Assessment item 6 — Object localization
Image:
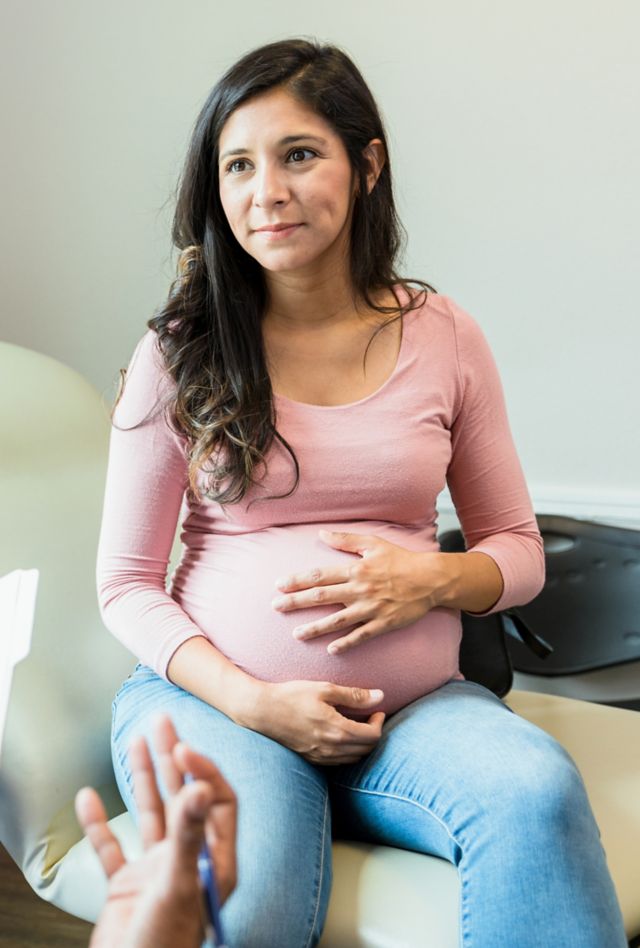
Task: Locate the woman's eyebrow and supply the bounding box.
[219,134,327,162]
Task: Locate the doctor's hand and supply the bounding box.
[258,679,386,765]
[272,531,452,656]
[75,715,237,948]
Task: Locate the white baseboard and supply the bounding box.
[438,485,640,529]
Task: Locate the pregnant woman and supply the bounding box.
[98,37,626,947]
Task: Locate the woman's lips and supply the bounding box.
[255,224,303,240]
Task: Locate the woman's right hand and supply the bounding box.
[257,680,386,765]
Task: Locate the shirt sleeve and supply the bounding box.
[95,329,208,679]
[444,297,545,616]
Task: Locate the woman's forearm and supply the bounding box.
[167,636,269,730]
[435,551,504,615]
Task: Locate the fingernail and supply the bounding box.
[369,689,384,700]
[272,597,287,609]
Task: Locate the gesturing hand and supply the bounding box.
[75,715,237,948]
[272,531,453,655]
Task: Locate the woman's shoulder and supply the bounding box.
[112,329,177,429]
[405,287,477,324]
[398,285,485,341]
[399,289,500,399]
[409,289,491,349]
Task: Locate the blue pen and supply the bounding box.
[184,774,228,948]
[197,839,227,948]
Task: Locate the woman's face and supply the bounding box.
[217,88,359,278]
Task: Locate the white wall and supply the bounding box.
[2,0,638,523]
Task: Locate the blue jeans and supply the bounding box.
[111,665,627,948]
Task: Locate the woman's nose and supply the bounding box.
[252,163,290,208]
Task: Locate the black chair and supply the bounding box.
[440,515,640,711]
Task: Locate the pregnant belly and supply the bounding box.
[171,522,464,717]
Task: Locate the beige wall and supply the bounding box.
[1,0,638,520]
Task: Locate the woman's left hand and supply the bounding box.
[271,530,454,655]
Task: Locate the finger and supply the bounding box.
[173,742,238,904]
[173,743,237,808]
[329,710,386,736]
[332,709,387,744]
[273,584,356,616]
[75,787,126,878]
[367,711,387,731]
[292,604,369,641]
[274,566,350,594]
[165,779,214,868]
[325,738,382,757]
[326,620,387,655]
[337,720,386,747]
[318,530,378,555]
[128,733,166,848]
[151,714,184,797]
[324,684,385,713]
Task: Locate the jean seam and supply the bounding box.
[332,782,472,948]
[304,789,330,948]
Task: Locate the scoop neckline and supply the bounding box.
[272,284,417,411]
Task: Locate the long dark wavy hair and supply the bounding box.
[113,37,437,507]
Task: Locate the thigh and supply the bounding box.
[112,664,332,948]
[328,678,585,856]
[327,679,626,947]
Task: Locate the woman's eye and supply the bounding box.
[288,148,316,163]
[224,148,316,175]
[227,159,248,174]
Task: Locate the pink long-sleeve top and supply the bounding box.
[96,288,544,717]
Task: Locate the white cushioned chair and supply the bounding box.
[1,338,639,947]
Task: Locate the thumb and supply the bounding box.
[330,685,385,708]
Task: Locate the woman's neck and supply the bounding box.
[263,272,362,332]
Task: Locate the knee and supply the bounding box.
[494,731,591,831]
